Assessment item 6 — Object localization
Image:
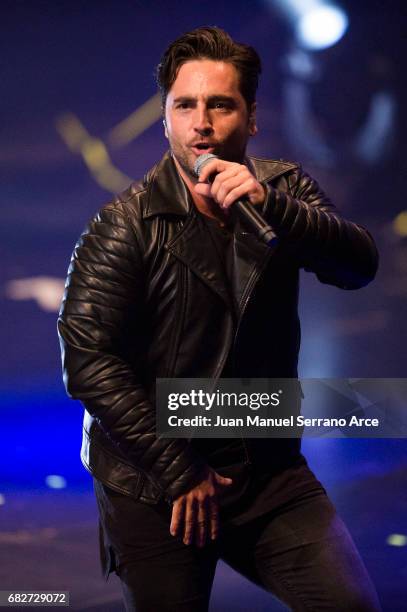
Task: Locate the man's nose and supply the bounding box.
[193,107,213,135]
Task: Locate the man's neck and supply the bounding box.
[173,156,230,227]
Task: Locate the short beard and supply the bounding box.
[170,149,199,181]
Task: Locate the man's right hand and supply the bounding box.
[170,467,233,548]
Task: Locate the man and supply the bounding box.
[58,27,381,611]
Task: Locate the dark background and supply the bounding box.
[1,1,406,609]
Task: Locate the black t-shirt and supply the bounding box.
[191,212,323,527]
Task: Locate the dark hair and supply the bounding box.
[156,26,261,110]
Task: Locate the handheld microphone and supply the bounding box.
[193,153,278,247]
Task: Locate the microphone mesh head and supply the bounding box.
[193,153,218,178]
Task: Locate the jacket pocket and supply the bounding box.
[81,427,145,499]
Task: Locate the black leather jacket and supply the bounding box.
[58,151,378,505]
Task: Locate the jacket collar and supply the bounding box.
[143,151,298,313]
[142,150,298,219]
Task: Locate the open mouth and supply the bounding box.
[191,143,216,155]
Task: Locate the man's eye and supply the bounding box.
[213,102,231,111]
[176,103,191,110]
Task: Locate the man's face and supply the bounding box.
[164,59,257,179]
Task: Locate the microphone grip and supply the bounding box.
[193,153,277,247]
[234,199,278,247]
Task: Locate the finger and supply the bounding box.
[170,498,185,536]
[198,159,229,183]
[208,165,242,200]
[194,182,212,197]
[183,497,197,545]
[195,499,208,548]
[210,164,242,190]
[222,179,259,209]
[214,473,233,487]
[209,498,219,540]
[212,172,250,206]
[195,169,243,201]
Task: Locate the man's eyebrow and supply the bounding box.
[173,96,196,104]
[207,95,235,103]
[172,95,236,104]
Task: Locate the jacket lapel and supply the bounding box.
[232,214,273,312]
[230,157,299,314]
[143,151,298,313]
[165,207,232,307]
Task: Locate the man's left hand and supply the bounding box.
[194,159,266,209]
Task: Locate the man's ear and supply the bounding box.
[248,102,258,136]
[163,116,169,139]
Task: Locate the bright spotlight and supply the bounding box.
[386,533,407,547]
[45,475,67,489]
[297,5,348,50]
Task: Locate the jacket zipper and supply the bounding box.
[233,283,255,465]
[231,253,273,465]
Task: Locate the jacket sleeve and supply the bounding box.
[57,205,207,502]
[263,167,379,289]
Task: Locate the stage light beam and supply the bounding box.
[269,1,348,51]
[296,5,348,50]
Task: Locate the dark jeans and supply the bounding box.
[94,480,381,612]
